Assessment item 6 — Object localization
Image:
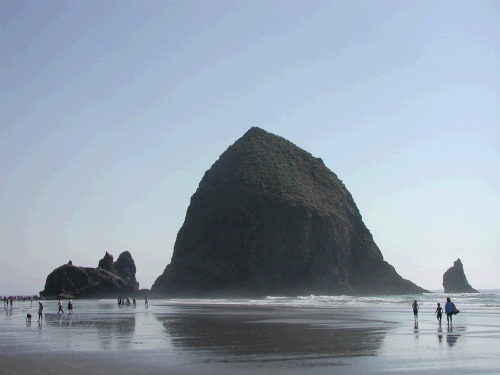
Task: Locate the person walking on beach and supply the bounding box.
[412,300,419,320]
[435,303,443,324]
[38,302,43,322]
[67,299,73,314]
[445,297,455,325]
[57,299,64,314]
[145,295,148,307]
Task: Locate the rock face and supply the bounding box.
[40,251,140,298]
[98,252,116,273]
[151,127,427,296]
[114,251,139,290]
[443,259,478,293]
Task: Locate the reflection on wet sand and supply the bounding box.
[45,314,136,350]
[446,325,464,347]
[157,305,387,363]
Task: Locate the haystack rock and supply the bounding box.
[151,127,427,296]
[40,251,140,298]
[443,258,479,293]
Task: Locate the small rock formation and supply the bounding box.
[151,127,427,296]
[443,258,479,293]
[40,251,140,298]
[114,251,139,290]
[98,251,116,273]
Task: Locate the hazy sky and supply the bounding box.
[1,1,499,295]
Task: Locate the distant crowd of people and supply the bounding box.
[34,296,148,324]
[412,296,459,325]
[2,295,40,307]
[118,296,148,307]
[3,294,149,326]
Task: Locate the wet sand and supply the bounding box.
[1,299,499,374]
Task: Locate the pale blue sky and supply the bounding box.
[1,1,499,294]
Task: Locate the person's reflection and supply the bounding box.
[437,326,443,343]
[413,320,419,339]
[446,325,460,347]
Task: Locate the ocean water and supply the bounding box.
[166,290,500,310]
[1,291,499,374]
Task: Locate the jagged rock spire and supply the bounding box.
[443,258,479,293]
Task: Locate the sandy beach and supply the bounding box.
[1,294,499,374]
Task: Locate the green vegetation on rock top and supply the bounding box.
[198,127,351,213]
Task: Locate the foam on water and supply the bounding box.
[162,289,500,310]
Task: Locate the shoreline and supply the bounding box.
[1,296,499,374]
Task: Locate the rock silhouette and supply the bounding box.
[40,251,140,298]
[98,251,116,273]
[443,258,478,293]
[152,127,427,296]
[114,251,139,290]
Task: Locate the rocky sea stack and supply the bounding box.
[114,251,140,290]
[151,127,427,296]
[443,258,478,293]
[98,251,116,273]
[40,251,140,299]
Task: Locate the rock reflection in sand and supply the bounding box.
[44,313,136,350]
[158,305,387,362]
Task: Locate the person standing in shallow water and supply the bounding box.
[435,302,443,324]
[38,302,43,322]
[412,300,419,320]
[445,297,455,325]
[57,299,64,314]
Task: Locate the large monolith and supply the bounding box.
[151,127,427,296]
